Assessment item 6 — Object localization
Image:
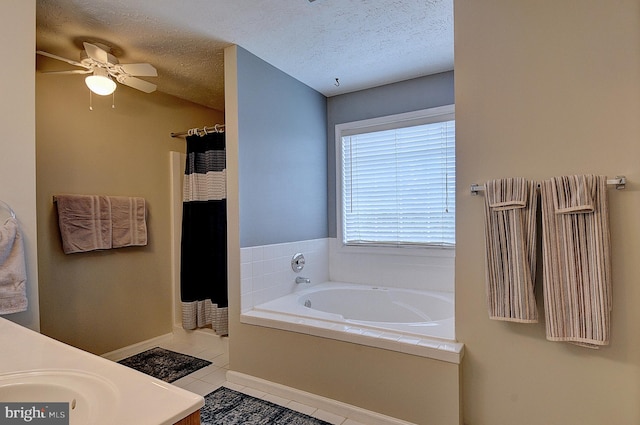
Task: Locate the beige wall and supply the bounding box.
[36,72,222,354]
[455,1,640,424]
[0,1,39,331]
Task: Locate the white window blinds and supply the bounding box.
[341,119,455,247]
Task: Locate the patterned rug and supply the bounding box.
[202,386,332,425]
[118,347,211,383]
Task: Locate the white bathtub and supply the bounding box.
[241,282,463,363]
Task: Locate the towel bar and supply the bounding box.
[470,176,626,195]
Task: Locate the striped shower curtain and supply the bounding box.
[180,131,228,335]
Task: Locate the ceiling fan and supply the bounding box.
[36,42,157,95]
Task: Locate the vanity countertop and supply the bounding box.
[0,317,204,425]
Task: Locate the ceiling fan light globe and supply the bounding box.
[85,74,116,96]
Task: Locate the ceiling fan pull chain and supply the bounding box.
[112,92,116,109]
[89,90,93,111]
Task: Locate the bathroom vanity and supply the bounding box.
[0,317,203,424]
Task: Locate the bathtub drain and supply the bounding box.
[304,300,311,308]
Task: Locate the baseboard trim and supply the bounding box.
[101,327,229,362]
[100,333,174,361]
[171,325,228,351]
[225,370,416,425]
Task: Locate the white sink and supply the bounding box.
[0,369,120,425]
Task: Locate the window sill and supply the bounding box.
[335,242,455,258]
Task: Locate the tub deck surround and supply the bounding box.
[241,282,464,364]
[0,317,203,425]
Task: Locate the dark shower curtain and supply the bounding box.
[180,131,228,335]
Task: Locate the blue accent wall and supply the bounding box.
[236,47,328,247]
[326,71,455,237]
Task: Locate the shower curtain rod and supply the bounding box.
[470,176,626,195]
[171,124,225,138]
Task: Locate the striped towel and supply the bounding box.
[483,178,538,323]
[540,175,612,348]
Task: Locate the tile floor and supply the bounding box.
[149,335,367,425]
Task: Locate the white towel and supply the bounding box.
[0,218,27,314]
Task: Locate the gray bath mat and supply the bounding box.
[117,347,211,383]
[201,386,332,425]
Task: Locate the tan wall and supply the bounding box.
[455,1,640,424]
[36,72,222,354]
[233,324,461,424]
[1,1,38,331]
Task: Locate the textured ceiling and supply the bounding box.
[36,0,453,111]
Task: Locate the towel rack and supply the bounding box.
[470,176,627,195]
[0,200,16,218]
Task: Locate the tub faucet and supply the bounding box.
[295,276,311,284]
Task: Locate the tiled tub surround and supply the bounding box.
[240,238,463,364]
[240,238,330,312]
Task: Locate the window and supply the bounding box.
[336,105,455,249]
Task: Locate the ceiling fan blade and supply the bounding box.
[83,42,109,63]
[116,75,157,93]
[119,63,157,77]
[36,50,89,68]
[42,70,93,75]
